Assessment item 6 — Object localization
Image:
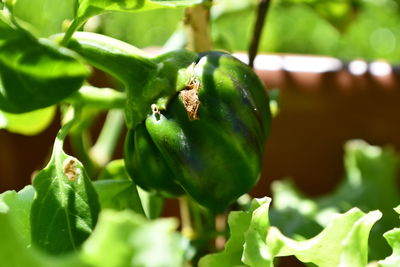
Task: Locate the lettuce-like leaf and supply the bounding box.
[199,198,270,267]
[270,140,400,260]
[0,185,35,246]
[378,206,400,267]
[267,209,381,267]
[200,197,381,267]
[80,209,186,267]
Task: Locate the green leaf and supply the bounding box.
[0,13,88,113]
[94,180,144,214]
[0,185,35,246]
[76,0,203,22]
[242,198,273,267]
[317,140,400,259]
[136,187,164,219]
[30,119,100,254]
[267,208,382,267]
[199,198,270,267]
[13,0,75,37]
[96,159,162,219]
[102,7,184,48]
[0,187,86,267]
[378,206,400,267]
[3,0,17,11]
[97,159,130,181]
[0,212,48,267]
[94,159,145,215]
[269,180,322,238]
[80,209,186,267]
[268,140,400,261]
[0,106,55,135]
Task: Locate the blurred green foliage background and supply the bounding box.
[13,0,400,61]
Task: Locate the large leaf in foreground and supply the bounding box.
[81,209,186,267]
[0,12,88,113]
[0,211,50,267]
[0,187,85,267]
[30,130,100,254]
[0,185,35,247]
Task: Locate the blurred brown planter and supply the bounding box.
[1,53,400,200]
[237,53,400,197]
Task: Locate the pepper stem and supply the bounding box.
[90,110,125,168]
[184,1,213,52]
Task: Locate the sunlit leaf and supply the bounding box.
[30,132,100,254]
[81,209,186,267]
[378,205,400,267]
[0,106,55,135]
[199,198,270,267]
[0,187,85,267]
[76,0,203,22]
[13,0,75,37]
[0,185,35,246]
[0,12,88,113]
[268,209,381,267]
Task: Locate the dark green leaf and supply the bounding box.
[30,136,100,254]
[0,13,88,113]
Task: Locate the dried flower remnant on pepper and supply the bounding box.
[180,76,201,120]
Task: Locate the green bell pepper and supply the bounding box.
[126,51,271,212]
[59,32,271,212]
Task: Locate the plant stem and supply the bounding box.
[65,86,126,110]
[184,1,213,52]
[60,19,83,46]
[90,110,125,168]
[54,106,82,154]
[180,197,195,239]
[248,0,272,68]
[69,129,97,176]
